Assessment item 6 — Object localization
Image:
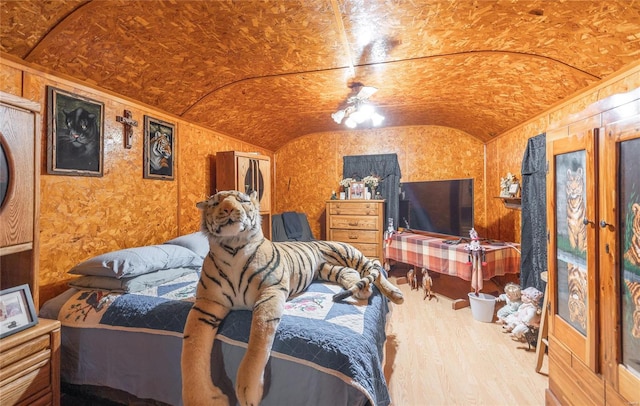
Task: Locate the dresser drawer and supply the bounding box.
[327,201,380,216]
[0,335,50,371]
[0,318,61,406]
[329,229,380,244]
[329,215,379,230]
[346,243,380,259]
[0,358,51,405]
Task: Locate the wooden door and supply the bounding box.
[600,110,640,403]
[547,123,599,370]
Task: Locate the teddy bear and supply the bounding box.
[495,282,522,324]
[502,286,543,341]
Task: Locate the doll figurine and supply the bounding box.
[503,286,543,341]
[495,283,522,324]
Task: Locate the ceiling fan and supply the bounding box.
[331,84,384,128]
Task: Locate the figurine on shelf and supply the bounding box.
[495,282,522,324]
[500,172,519,197]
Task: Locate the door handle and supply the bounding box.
[599,220,613,229]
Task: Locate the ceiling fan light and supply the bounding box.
[351,109,367,124]
[359,103,375,117]
[371,112,385,126]
[331,110,345,124]
[345,116,357,128]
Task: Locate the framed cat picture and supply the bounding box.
[143,115,175,180]
[47,87,104,177]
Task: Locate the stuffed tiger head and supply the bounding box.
[196,190,262,240]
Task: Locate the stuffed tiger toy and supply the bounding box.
[567,262,587,330]
[624,203,640,267]
[566,168,587,252]
[181,190,404,406]
[624,279,640,338]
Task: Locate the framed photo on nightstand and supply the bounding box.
[0,284,38,338]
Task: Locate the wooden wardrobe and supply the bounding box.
[215,151,272,238]
[545,88,640,405]
[0,92,41,307]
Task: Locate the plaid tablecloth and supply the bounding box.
[384,233,520,281]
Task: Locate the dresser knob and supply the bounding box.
[348,221,359,226]
[348,234,358,240]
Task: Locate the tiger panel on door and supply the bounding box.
[547,124,599,371]
[600,109,640,403]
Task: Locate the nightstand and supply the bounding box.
[0,318,61,406]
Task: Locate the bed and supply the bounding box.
[39,232,393,406]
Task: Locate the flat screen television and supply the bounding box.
[399,179,474,237]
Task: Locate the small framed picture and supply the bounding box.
[508,182,520,197]
[143,115,175,180]
[0,284,38,339]
[47,86,104,177]
[349,181,366,199]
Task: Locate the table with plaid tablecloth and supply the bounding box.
[384,232,520,281]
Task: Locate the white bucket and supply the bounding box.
[468,292,496,323]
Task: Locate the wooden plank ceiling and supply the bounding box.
[1,0,639,151]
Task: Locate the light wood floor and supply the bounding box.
[385,277,548,406]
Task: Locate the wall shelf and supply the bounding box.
[496,196,521,210]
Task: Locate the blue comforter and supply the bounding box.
[43,272,391,406]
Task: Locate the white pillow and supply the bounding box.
[68,267,197,293]
[164,231,209,258]
[69,245,203,279]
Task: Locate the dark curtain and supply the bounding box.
[343,154,402,230]
[520,133,547,292]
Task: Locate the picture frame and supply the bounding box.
[47,86,104,177]
[143,115,175,180]
[0,284,38,339]
[508,182,520,197]
[349,181,366,199]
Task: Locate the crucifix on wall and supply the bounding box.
[116,109,138,149]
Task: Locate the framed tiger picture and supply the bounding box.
[143,115,175,180]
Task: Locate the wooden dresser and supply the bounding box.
[325,200,385,263]
[0,318,61,406]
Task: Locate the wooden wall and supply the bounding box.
[273,126,490,240]
[0,58,272,304]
